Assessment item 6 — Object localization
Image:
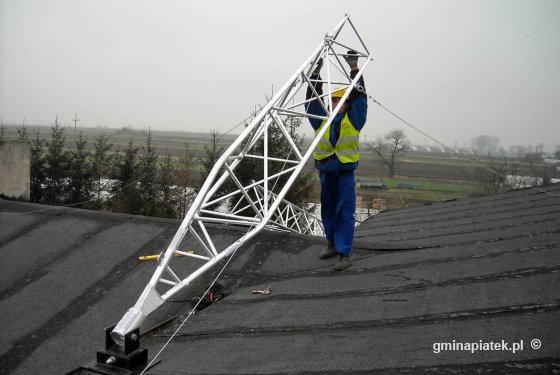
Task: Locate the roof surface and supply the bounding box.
[1,184,559,374]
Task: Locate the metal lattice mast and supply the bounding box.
[112,14,373,343]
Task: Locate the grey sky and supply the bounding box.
[1,0,559,151]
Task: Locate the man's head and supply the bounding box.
[331,88,348,114]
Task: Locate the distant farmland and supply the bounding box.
[3,124,553,210]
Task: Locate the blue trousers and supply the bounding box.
[319,170,355,254]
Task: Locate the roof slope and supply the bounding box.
[0,201,181,375]
[143,185,560,374]
[1,184,559,374]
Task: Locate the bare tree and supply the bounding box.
[509,144,528,157]
[521,152,551,187]
[473,151,520,194]
[371,129,411,178]
[469,149,554,194]
[471,134,500,154]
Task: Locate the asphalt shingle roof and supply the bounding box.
[1,184,559,374]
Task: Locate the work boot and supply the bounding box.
[319,242,336,259]
[334,253,352,271]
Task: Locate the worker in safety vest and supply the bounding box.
[305,50,367,271]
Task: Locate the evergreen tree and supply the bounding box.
[92,132,113,209]
[234,116,314,215]
[43,116,69,205]
[111,138,142,214]
[176,142,196,218]
[17,120,28,141]
[198,129,228,211]
[65,129,93,206]
[199,129,224,188]
[158,152,178,218]
[30,127,46,203]
[138,128,159,216]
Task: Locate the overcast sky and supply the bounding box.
[1,0,559,151]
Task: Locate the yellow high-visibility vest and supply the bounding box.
[313,113,360,163]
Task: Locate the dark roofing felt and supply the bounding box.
[1,184,559,374]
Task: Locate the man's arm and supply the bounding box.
[345,51,367,131]
[305,59,325,130]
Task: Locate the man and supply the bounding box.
[305,51,367,271]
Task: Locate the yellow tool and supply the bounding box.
[138,251,193,261]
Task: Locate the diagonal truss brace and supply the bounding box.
[111,14,374,344]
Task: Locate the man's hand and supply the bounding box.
[344,50,358,69]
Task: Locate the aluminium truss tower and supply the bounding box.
[111,14,373,343]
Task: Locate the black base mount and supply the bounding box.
[80,325,148,375]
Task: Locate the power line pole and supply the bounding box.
[73,113,80,138]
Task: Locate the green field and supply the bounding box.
[355,175,479,210]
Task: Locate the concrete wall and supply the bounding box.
[0,140,30,200]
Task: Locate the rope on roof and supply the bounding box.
[139,220,254,375]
